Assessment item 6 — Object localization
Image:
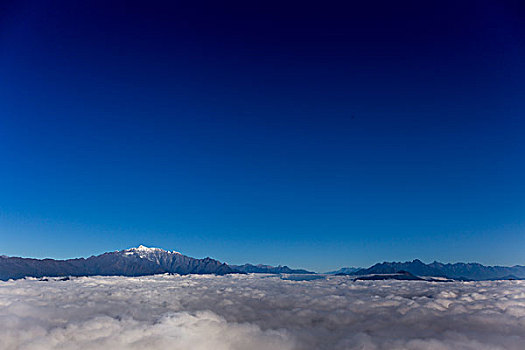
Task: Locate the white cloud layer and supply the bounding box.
[1,274,524,350]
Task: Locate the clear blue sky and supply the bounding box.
[1,1,524,271]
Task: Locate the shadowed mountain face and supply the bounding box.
[2,248,524,281]
[354,259,525,281]
[0,246,235,280]
[353,271,424,281]
[231,264,314,274]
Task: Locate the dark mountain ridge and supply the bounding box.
[0,245,235,281]
[2,247,524,281]
[354,259,525,281]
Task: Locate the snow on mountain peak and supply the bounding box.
[136,245,158,251]
[123,245,181,256]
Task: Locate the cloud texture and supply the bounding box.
[1,274,524,349]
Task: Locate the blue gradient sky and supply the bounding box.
[1,1,524,271]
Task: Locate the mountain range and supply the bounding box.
[2,247,524,281]
[0,245,234,281]
[351,259,525,281]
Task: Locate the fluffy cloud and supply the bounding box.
[1,274,524,349]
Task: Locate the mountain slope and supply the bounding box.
[355,259,445,277]
[427,261,525,280]
[0,245,235,280]
[354,259,525,280]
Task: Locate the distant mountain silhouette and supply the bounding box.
[325,267,361,275]
[352,270,454,282]
[2,247,524,281]
[353,259,525,280]
[353,271,423,281]
[0,245,235,280]
[231,264,314,274]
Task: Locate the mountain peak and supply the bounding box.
[135,245,160,252]
[0,246,237,280]
[124,245,181,255]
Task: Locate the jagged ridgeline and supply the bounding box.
[0,246,235,280]
[352,259,525,281]
[2,248,525,281]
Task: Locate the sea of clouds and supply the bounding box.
[1,274,524,350]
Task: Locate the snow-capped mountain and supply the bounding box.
[0,245,235,280]
[120,245,235,275]
[3,247,524,281]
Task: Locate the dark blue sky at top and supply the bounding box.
[1,1,524,271]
